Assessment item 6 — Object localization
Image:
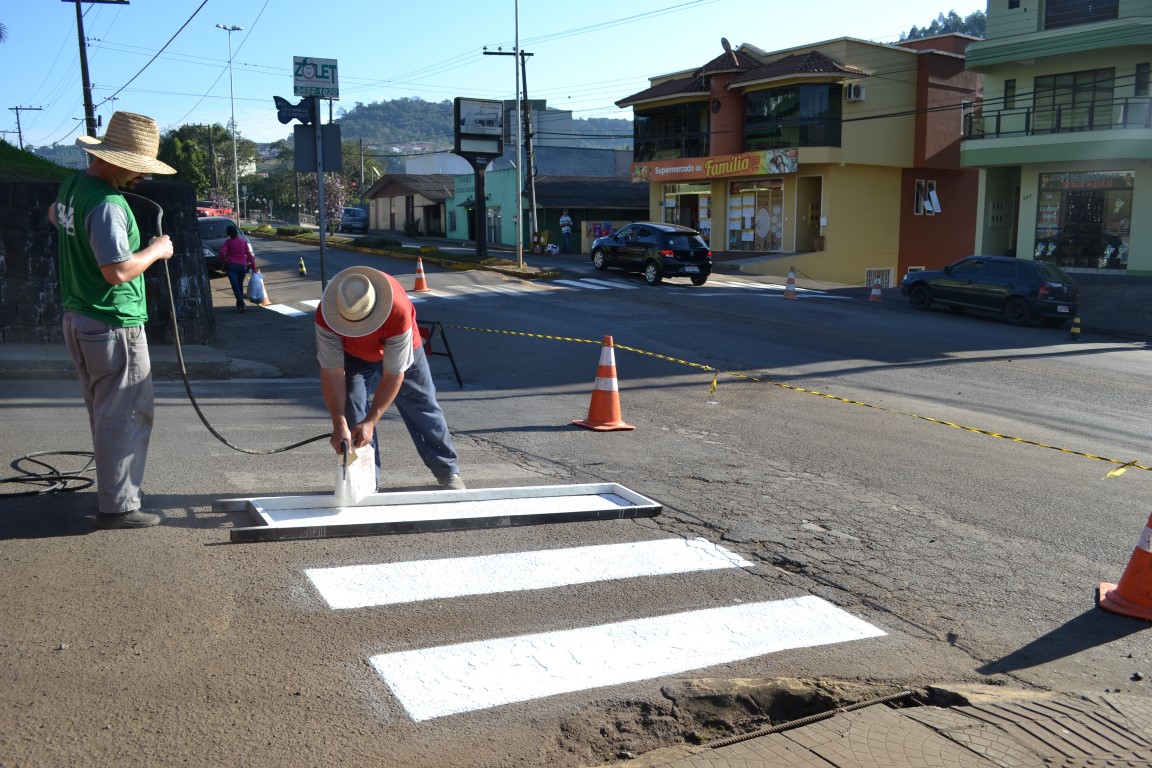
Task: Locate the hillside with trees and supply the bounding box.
[336,97,632,154]
[900,9,986,40]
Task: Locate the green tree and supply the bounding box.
[302,173,349,233]
[163,123,255,207]
[158,134,210,194]
[338,139,384,202]
[900,9,986,41]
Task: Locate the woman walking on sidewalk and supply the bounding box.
[218,225,257,312]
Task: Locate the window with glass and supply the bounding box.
[727,180,783,252]
[1044,0,1118,30]
[744,85,842,151]
[661,184,711,242]
[1033,170,1134,270]
[914,180,942,215]
[1004,79,1016,110]
[1032,68,1115,132]
[633,103,709,161]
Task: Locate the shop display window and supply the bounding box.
[727,180,783,252]
[1033,170,1133,269]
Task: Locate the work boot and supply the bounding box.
[95,510,161,529]
[438,474,466,490]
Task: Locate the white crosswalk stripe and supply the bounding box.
[301,536,886,722]
[259,277,845,316]
[371,597,885,722]
[306,537,752,609]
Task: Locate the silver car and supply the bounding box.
[197,216,249,273]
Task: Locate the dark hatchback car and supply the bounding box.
[590,222,713,285]
[339,207,369,233]
[197,216,250,273]
[899,255,1079,327]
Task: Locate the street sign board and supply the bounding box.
[274,95,314,124]
[293,57,339,98]
[454,97,503,157]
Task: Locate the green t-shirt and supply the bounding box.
[55,172,146,327]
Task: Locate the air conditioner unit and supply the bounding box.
[845,83,866,102]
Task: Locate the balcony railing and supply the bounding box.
[964,97,1151,139]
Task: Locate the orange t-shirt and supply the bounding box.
[314,272,423,364]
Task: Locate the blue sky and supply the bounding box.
[2,0,986,148]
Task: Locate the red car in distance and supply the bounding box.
[196,200,233,218]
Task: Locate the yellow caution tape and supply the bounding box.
[443,324,1150,477]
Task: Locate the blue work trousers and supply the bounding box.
[343,345,459,484]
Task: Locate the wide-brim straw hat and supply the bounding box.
[321,266,394,338]
[76,111,176,175]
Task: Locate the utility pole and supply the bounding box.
[65,0,130,139]
[483,43,536,267]
[216,23,242,218]
[8,106,42,150]
[518,50,539,249]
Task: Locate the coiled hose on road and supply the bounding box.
[2,193,327,497]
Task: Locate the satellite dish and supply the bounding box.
[721,37,732,53]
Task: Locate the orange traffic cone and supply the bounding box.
[412,257,431,293]
[783,267,798,299]
[1098,511,1152,620]
[869,280,883,303]
[573,336,635,432]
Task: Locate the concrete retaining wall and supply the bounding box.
[0,179,215,345]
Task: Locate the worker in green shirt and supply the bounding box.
[50,111,177,529]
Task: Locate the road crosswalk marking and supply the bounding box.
[369,596,886,722]
[306,537,752,609]
[260,277,845,315]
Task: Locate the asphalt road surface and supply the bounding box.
[3,238,1150,767]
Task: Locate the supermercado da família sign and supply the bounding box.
[631,148,797,183]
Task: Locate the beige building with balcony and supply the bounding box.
[617,35,982,286]
[964,0,1152,273]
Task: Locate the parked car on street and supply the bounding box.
[197,216,250,273]
[899,255,1079,327]
[196,200,232,218]
[590,222,713,285]
[339,207,369,233]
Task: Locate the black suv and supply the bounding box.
[590,222,713,285]
[899,255,1079,327]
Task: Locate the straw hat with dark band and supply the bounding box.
[321,266,394,337]
[76,111,176,175]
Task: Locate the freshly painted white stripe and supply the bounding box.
[307,537,752,609]
[300,299,320,308]
[555,279,611,290]
[264,304,308,317]
[371,596,885,721]
[581,278,638,289]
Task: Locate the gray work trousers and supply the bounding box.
[63,312,154,515]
